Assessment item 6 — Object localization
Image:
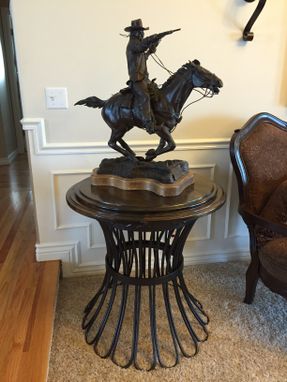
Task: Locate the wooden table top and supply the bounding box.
[66,174,225,225]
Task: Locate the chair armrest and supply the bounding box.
[239,205,287,237]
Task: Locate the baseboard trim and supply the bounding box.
[36,241,79,263]
[35,242,250,277]
[184,249,250,266]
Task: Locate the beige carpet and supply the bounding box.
[48,262,287,382]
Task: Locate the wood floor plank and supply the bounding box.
[0,192,32,262]
[0,155,60,382]
[0,192,27,243]
[18,262,59,382]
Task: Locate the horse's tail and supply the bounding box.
[75,96,105,109]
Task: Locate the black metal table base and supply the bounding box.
[82,222,209,370]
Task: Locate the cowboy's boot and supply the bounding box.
[134,108,155,134]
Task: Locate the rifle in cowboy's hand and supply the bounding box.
[148,28,181,45]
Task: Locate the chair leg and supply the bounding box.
[244,258,259,304]
[244,229,259,304]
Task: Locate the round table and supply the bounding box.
[66,174,225,370]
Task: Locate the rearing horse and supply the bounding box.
[76,59,223,161]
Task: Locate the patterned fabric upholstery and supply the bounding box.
[260,179,287,224]
[240,121,287,213]
[259,238,287,283]
[257,178,287,282]
[255,179,287,247]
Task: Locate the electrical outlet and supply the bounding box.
[45,87,68,109]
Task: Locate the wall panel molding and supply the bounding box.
[21,118,230,156]
[51,170,91,230]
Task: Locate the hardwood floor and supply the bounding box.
[0,155,60,382]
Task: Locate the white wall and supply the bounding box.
[10,0,287,276]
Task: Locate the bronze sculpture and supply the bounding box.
[125,19,180,135]
[76,19,223,163]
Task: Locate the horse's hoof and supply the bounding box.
[145,149,156,161]
[146,149,156,157]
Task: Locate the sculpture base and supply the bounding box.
[91,169,194,197]
[91,157,193,197]
[97,157,189,184]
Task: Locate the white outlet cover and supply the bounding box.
[45,87,68,109]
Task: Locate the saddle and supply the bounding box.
[118,80,180,130]
[120,79,161,102]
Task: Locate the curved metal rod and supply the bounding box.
[110,283,129,363]
[92,281,118,355]
[243,0,267,41]
[162,282,180,367]
[148,285,159,370]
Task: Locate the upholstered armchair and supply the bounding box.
[230,112,287,303]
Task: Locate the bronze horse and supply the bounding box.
[76,60,223,161]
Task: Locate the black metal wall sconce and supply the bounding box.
[243,0,267,41]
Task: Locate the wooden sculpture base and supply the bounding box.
[91,169,194,197]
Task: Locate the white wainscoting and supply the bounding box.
[22,118,250,277]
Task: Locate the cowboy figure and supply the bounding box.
[124,19,162,134]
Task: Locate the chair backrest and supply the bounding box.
[230,113,287,213]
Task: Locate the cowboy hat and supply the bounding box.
[124,19,149,32]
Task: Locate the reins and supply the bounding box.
[151,53,214,117]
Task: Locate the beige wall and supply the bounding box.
[11,0,287,143]
[9,0,287,275]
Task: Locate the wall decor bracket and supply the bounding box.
[243,0,267,41]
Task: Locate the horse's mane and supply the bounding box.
[161,62,192,91]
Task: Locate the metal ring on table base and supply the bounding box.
[81,222,209,370]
